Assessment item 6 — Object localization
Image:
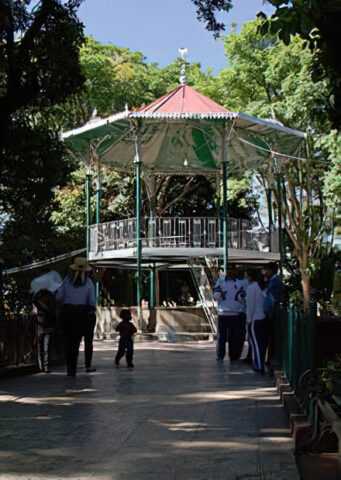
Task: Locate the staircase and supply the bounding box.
[188,258,219,334]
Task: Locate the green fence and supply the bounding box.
[272,304,317,391]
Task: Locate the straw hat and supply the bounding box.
[70,257,91,272]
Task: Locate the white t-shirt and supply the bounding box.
[246,281,266,324]
[213,278,243,316]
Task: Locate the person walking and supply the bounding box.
[56,257,96,376]
[246,270,270,374]
[265,262,284,367]
[33,288,56,373]
[236,269,248,359]
[115,309,137,368]
[213,267,245,362]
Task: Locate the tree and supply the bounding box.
[191,0,233,37]
[259,0,341,127]
[320,131,341,211]
[51,40,217,132]
[0,0,85,278]
[0,122,76,264]
[49,36,157,130]
[0,0,84,128]
[214,20,335,309]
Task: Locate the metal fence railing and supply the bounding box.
[90,216,270,256]
[272,305,317,391]
[0,314,65,371]
[0,314,37,368]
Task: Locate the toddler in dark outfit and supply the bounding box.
[115,309,137,368]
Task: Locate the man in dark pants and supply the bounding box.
[266,262,285,367]
[56,257,96,376]
[83,310,97,372]
[213,268,245,362]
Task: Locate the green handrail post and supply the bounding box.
[276,172,284,276]
[287,305,293,384]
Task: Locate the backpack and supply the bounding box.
[263,289,275,316]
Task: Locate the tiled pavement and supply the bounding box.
[0,340,300,479]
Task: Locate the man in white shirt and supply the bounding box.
[213,267,246,362]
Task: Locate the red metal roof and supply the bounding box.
[134,85,233,116]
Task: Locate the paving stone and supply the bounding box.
[0,340,300,479]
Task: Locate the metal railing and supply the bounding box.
[90,217,269,255]
[272,305,317,391]
[0,314,37,368]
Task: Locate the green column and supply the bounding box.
[95,156,101,226]
[134,137,143,330]
[94,156,102,306]
[85,170,92,258]
[276,172,284,275]
[222,160,229,275]
[267,187,273,251]
[150,267,155,308]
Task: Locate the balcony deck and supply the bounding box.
[89,217,279,265]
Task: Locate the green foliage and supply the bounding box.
[191,0,233,38]
[260,0,341,127]
[49,36,151,129]
[332,268,341,316]
[0,123,75,267]
[318,131,341,209]
[217,174,258,220]
[217,20,331,132]
[210,19,337,308]
[0,0,85,286]
[0,0,85,127]
[50,43,217,131]
[51,165,136,239]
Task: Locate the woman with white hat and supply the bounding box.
[56,257,96,376]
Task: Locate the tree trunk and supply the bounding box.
[301,268,311,311]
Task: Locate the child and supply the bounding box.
[115,309,137,368]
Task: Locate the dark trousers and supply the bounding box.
[37,330,52,371]
[115,337,134,366]
[248,319,270,373]
[60,304,92,375]
[216,314,246,361]
[83,314,96,369]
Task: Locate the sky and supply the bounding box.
[78,0,275,74]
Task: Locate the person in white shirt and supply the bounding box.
[213,267,246,362]
[56,257,96,377]
[246,270,270,374]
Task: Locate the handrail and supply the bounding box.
[90,216,270,255]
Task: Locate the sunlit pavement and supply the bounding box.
[0,340,300,480]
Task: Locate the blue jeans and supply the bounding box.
[216,314,246,361]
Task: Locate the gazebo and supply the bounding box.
[62,74,306,331]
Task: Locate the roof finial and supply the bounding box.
[178,47,188,85]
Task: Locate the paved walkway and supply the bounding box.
[0,341,300,480]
